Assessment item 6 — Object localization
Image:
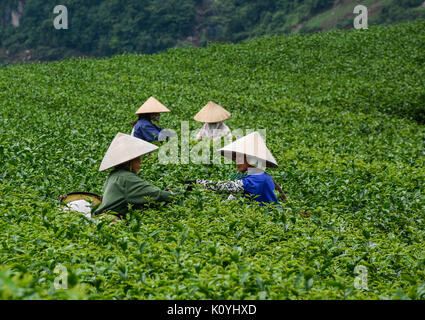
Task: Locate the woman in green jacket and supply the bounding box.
[94,133,174,217]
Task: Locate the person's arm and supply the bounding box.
[135,120,161,141]
[195,123,208,140]
[218,123,231,136]
[147,122,162,141]
[271,178,287,201]
[195,179,244,193]
[126,174,174,205]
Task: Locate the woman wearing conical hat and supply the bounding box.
[94,133,175,217]
[194,101,232,141]
[132,96,170,142]
[186,132,286,206]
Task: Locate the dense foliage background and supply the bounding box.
[0,21,424,299]
[0,0,424,62]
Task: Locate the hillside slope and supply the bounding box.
[0,0,424,63]
[0,21,425,299]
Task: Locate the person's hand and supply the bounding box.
[184,180,197,191]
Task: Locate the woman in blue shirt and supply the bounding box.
[132,113,163,141]
[186,132,287,206]
[131,96,170,142]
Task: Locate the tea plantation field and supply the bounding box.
[0,21,425,299]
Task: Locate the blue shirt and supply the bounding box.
[133,118,163,141]
[241,171,279,206]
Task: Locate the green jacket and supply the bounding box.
[95,168,173,217]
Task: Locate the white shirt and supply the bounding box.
[196,122,232,141]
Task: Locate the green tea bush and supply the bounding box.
[0,21,425,299]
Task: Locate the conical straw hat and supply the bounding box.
[194,101,231,123]
[135,96,171,114]
[219,132,278,168]
[99,133,158,171]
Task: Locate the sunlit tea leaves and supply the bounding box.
[0,21,425,300]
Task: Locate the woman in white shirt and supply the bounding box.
[194,101,232,141]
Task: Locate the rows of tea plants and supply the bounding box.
[0,21,425,299]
